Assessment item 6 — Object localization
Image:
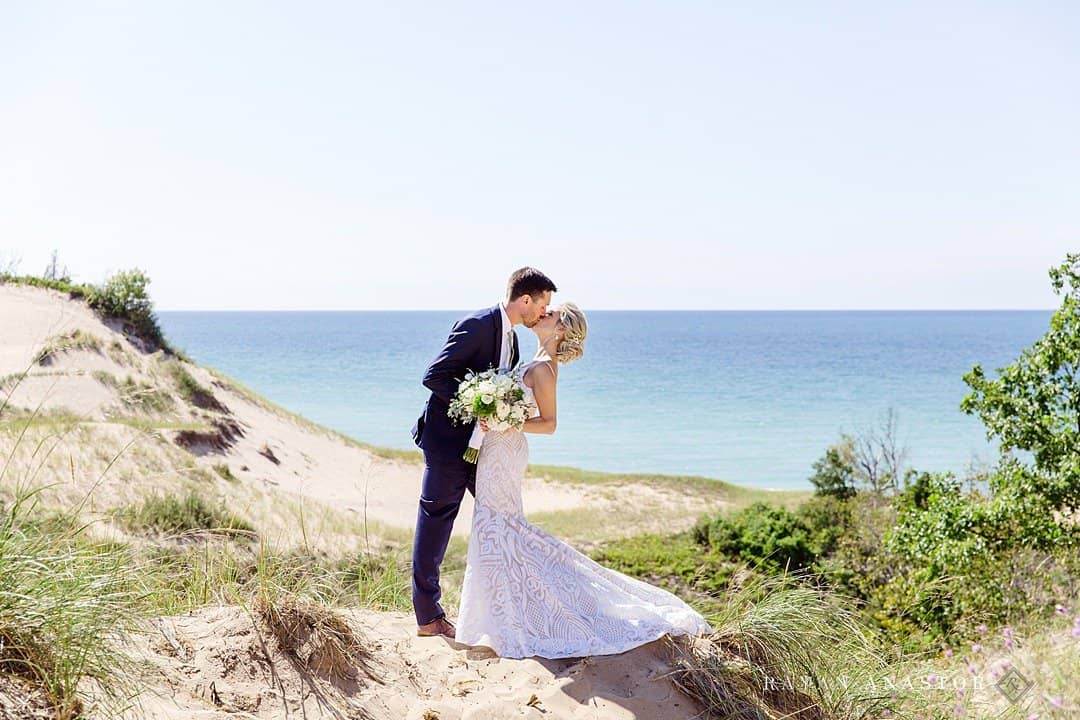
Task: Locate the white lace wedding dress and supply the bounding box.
[456,362,713,659]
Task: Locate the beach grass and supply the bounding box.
[0,486,142,719]
[668,568,895,720]
[114,489,256,538]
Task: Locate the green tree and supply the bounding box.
[961,252,1080,513]
[808,436,858,499]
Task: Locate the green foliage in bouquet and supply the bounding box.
[471,393,496,417]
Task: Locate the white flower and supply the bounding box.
[481,394,494,404]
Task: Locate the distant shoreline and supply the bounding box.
[159,308,1057,314]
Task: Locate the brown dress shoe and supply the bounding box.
[416,617,456,639]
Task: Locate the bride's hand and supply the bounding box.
[478,418,490,432]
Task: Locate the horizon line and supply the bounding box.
[157,307,1058,313]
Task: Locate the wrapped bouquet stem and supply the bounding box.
[448,367,535,463]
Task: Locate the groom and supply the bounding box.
[410,267,557,638]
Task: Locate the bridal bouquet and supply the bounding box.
[448,367,534,462]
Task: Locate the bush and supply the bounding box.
[795,493,853,557]
[86,269,166,350]
[693,502,816,573]
[593,532,738,600]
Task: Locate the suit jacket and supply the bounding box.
[411,305,520,459]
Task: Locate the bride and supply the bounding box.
[456,303,712,659]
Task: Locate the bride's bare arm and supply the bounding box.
[522,362,557,434]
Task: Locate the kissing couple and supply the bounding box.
[410,266,711,658]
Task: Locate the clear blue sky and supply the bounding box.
[2,2,1076,310]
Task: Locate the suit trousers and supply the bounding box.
[411,448,477,625]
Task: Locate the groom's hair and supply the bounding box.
[507,267,557,301]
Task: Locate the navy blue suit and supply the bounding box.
[410,305,519,625]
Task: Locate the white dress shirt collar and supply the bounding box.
[499,302,514,370]
[499,302,512,334]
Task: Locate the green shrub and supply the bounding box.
[795,493,853,557]
[693,502,816,573]
[593,532,738,600]
[86,269,166,349]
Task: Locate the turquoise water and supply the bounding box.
[157,310,1051,490]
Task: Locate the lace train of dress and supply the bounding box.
[456,378,712,659]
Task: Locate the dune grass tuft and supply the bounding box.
[34,329,103,366]
[0,487,142,719]
[165,361,228,413]
[254,593,376,684]
[212,463,238,483]
[667,568,894,720]
[116,489,256,539]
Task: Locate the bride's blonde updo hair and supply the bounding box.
[555,302,587,363]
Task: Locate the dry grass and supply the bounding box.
[254,593,377,684]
